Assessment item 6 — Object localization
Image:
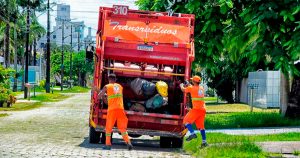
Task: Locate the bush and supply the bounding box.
[0,85,10,107]
[39,80,46,88]
[206,88,215,97]
[0,92,9,102]
[0,65,14,105]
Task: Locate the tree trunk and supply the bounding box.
[13,24,18,92]
[33,38,37,66]
[29,45,32,65]
[21,57,25,91]
[4,23,10,68]
[280,73,289,117]
[78,70,81,86]
[285,63,300,118]
[235,80,241,103]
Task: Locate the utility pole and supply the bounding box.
[13,21,18,92]
[45,0,51,93]
[78,29,80,52]
[70,25,73,86]
[33,39,37,66]
[61,20,64,91]
[24,0,30,98]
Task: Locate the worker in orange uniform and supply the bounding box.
[180,75,208,148]
[98,74,133,150]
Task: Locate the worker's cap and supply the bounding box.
[108,73,117,80]
[108,73,116,78]
[190,75,201,82]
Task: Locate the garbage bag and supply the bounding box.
[156,81,168,97]
[129,103,146,112]
[124,98,132,110]
[145,94,164,109]
[142,81,156,96]
[130,78,146,96]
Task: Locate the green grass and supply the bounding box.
[207,132,300,143]
[205,112,300,129]
[0,102,42,111]
[184,132,300,157]
[206,103,279,113]
[0,93,71,111]
[184,137,266,158]
[53,86,90,93]
[11,91,23,96]
[0,113,8,117]
[293,150,300,156]
[30,93,69,102]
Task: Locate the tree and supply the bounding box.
[136,0,300,116]
[50,44,94,87]
[0,0,18,68]
[0,0,46,91]
[29,15,46,65]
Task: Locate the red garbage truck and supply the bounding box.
[89,5,195,148]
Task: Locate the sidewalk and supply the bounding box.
[258,141,300,154]
[206,127,300,155]
[207,127,300,135]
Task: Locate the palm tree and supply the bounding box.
[29,16,46,66]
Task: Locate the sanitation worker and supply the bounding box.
[98,73,133,150]
[180,75,208,148]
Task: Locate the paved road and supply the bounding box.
[0,93,191,158]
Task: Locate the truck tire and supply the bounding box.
[100,132,113,144]
[160,137,172,148]
[89,127,100,144]
[128,134,141,138]
[171,138,183,148]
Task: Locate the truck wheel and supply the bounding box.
[100,132,113,144]
[128,134,141,138]
[171,138,183,148]
[89,127,100,144]
[160,137,172,148]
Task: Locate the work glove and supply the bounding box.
[184,80,190,87]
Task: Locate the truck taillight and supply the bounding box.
[186,43,191,48]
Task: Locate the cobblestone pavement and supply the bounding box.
[0,93,191,158]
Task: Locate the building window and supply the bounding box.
[61,7,66,11]
[53,35,56,39]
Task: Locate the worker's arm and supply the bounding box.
[180,83,186,92]
[98,86,107,100]
[180,81,191,93]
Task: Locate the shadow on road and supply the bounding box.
[78,137,184,153]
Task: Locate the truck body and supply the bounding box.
[89,6,195,148]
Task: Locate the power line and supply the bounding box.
[53,9,98,13]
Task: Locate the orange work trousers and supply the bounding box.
[183,108,206,129]
[105,109,130,146]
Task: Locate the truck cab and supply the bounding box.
[89,6,195,148]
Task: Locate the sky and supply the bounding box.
[38,0,138,37]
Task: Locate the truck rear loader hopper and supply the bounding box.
[89,6,195,148]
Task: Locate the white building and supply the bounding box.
[84,27,95,49]
[37,4,86,52]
